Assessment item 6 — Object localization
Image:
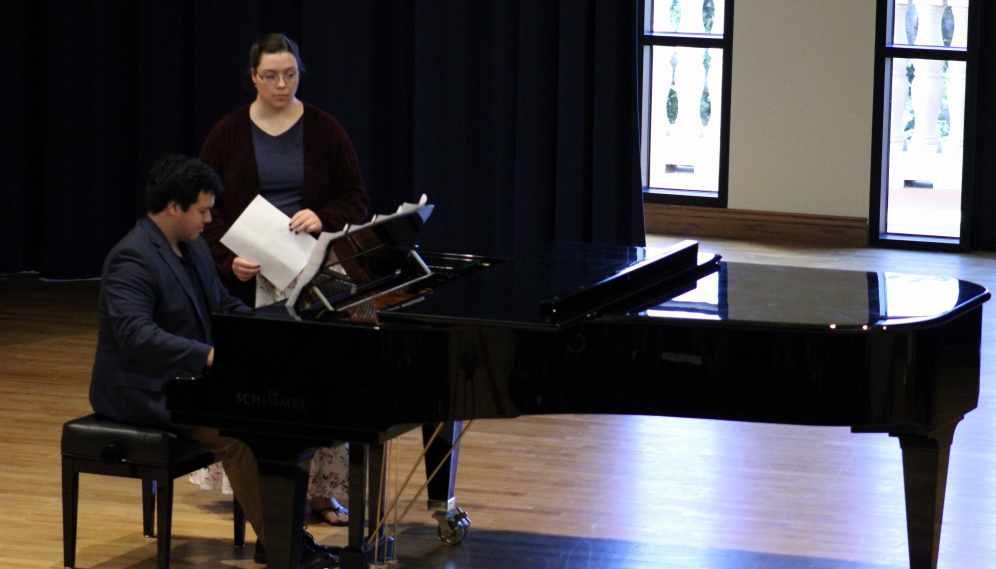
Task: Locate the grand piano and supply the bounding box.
[166,206,989,569]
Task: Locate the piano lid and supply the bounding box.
[621,262,990,331]
[379,240,717,329]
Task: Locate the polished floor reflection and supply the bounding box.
[392,525,908,569]
[2,235,996,568]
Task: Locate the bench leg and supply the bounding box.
[62,457,79,568]
[156,475,173,569]
[142,479,156,537]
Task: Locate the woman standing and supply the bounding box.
[201,32,368,305]
[194,33,364,527]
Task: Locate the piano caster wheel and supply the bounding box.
[434,508,471,546]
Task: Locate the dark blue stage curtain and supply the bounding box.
[973,1,996,248]
[1,0,644,278]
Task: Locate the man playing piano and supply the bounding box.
[88,154,335,569]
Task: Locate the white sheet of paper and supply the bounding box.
[220,195,317,290]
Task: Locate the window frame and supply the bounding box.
[869,0,982,252]
[639,0,735,208]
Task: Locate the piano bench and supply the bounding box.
[60,414,247,569]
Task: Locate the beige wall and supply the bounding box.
[726,0,877,218]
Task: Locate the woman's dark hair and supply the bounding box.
[146,155,223,213]
[249,33,305,74]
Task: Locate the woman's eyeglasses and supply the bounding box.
[257,70,298,84]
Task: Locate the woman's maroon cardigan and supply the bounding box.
[199,103,369,305]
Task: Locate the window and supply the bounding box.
[871,0,979,250]
[640,0,734,207]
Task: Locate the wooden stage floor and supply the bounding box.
[2,236,996,569]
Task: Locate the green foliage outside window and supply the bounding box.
[667,82,678,124]
[668,0,715,33]
[665,1,717,126]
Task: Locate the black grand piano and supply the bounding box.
[166,206,989,569]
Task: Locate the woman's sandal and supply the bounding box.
[317,503,349,527]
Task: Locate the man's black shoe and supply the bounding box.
[303,529,342,557]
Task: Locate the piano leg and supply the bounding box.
[342,443,368,569]
[423,421,462,511]
[423,421,471,545]
[341,443,392,569]
[255,454,310,569]
[896,421,959,569]
[367,442,392,560]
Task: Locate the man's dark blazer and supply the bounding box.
[89,216,245,434]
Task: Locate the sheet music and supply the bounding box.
[286,195,432,309]
[220,195,318,290]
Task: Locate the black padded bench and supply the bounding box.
[61,414,246,569]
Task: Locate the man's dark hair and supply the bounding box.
[145,154,223,213]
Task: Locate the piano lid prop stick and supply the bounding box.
[367,420,476,548]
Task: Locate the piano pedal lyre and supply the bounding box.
[365,533,396,567]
